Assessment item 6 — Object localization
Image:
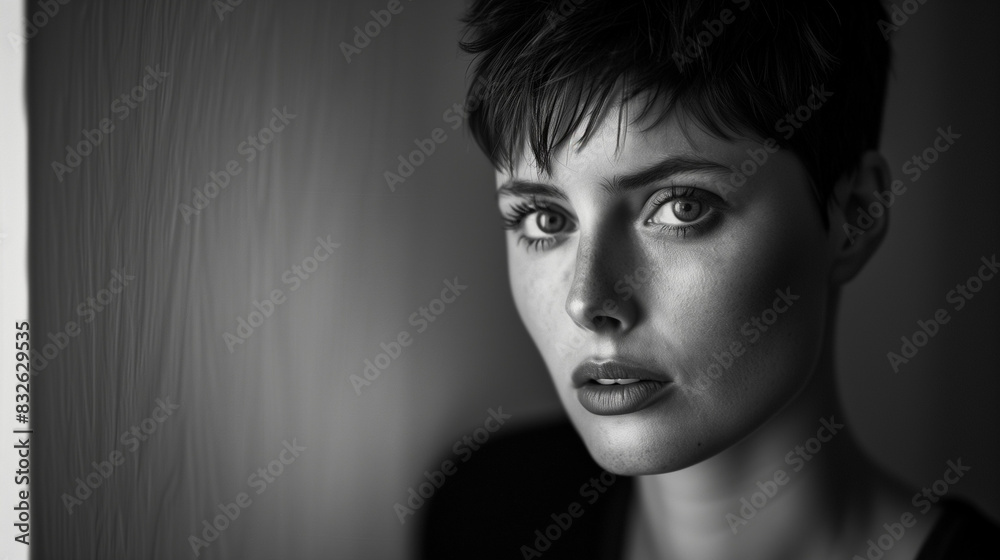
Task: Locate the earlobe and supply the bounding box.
[827,150,893,285]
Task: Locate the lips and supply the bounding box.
[572,359,672,415]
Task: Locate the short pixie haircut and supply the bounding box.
[460,0,892,209]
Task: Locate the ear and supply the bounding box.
[826,150,893,285]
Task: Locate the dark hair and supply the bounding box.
[460,0,892,208]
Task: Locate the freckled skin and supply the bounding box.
[498,106,836,475]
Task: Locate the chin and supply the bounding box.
[559,400,721,476]
[572,425,726,476]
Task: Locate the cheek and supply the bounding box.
[661,185,831,419]
[508,240,595,387]
[508,246,566,356]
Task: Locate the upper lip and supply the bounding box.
[571,358,672,388]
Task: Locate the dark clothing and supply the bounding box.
[419,420,999,559]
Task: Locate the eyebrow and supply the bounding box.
[496,155,733,200]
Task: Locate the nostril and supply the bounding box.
[590,314,620,330]
[565,275,638,333]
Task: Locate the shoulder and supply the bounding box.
[417,417,632,560]
[917,498,1000,559]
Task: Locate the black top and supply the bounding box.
[418,419,999,559]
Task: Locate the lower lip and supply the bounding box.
[576,381,671,415]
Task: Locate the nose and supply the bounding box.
[564,231,640,334]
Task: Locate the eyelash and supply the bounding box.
[501,196,563,252]
[500,197,544,230]
[500,187,720,251]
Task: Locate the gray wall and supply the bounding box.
[27,1,998,559]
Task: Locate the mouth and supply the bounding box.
[572,359,673,416]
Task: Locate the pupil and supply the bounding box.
[537,211,564,233]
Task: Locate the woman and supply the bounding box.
[420,1,999,558]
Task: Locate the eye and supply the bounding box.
[646,186,721,237]
[500,197,576,251]
[661,199,705,224]
[525,209,568,236]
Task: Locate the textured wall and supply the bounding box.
[838,0,1000,522]
[27,1,998,559]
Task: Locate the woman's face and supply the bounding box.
[496,104,836,475]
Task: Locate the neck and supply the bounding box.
[630,339,882,560]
